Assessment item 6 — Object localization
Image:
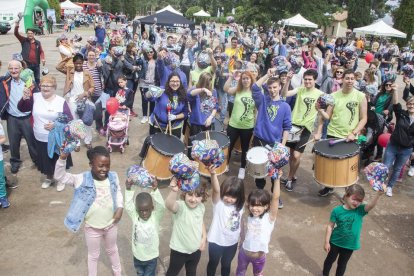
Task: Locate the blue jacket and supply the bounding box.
[252,83,292,144]
[148,92,188,129]
[156,59,188,90]
[187,88,219,126]
[64,171,119,233]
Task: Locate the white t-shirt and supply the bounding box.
[0,124,4,161]
[32,93,66,142]
[242,212,275,253]
[207,200,244,246]
[69,72,84,101]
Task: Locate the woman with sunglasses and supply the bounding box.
[382,89,414,197]
[138,47,157,124]
[371,79,396,162]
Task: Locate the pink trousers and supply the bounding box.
[84,224,122,276]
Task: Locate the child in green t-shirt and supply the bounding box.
[322,184,383,276]
[125,179,165,276]
[165,178,208,275]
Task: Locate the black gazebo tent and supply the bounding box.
[139,10,195,30]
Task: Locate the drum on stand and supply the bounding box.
[313,140,360,188]
[246,147,269,178]
[143,133,185,180]
[191,131,230,177]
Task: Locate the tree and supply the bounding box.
[124,0,137,18]
[347,0,372,29]
[185,6,202,19]
[110,0,123,14]
[393,0,414,45]
[47,0,61,22]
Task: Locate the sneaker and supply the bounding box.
[278,198,284,209]
[238,168,245,180]
[408,166,414,177]
[130,111,138,117]
[6,175,18,189]
[140,116,148,124]
[386,187,393,197]
[372,186,379,192]
[281,177,297,185]
[56,182,65,192]
[318,187,334,197]
[0,196,10,208]
[396,177,403,183]
[10,166,19,174]
[285,180,294,192]
[2,144,9,153]
[41,179,53,189]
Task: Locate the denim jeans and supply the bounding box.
[216,88,228,121]
[383,141,413,188]
[133,257,157,276]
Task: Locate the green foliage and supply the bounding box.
[185,6,202,18]
[123,0,137,18]
[110,0,123,14]
[347,0,372,29]
[47,0,61,22]
[392,0,414,45]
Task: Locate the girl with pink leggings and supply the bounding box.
[55,146,123,276]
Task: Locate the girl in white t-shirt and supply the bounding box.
[207,167,245,276]
[236,173,281,275]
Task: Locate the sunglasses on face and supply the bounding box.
[385,83,392,87]
[336,71,344,74]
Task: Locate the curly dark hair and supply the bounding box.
[164,72,187,103]
[87,146,110,162]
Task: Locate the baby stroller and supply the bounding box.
[106,108,130,153]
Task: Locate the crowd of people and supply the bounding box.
[0,15,413,276]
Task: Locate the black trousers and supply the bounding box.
[322,243,354,276]
[180,65,191,85]
[7,115,37,172]
[227,125,253,168]
[91,95,103,131]
[166,249,201,276]
[206,242,238,276]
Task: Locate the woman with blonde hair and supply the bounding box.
[224,71,256,179]
[187,72,218,136]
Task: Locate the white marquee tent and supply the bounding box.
[283,14,318,29]
[60,0,82,14]
[353,20,407,38]
[193,10,211,17]
[156,5,182,16]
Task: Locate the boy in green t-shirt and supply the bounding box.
[281,69,323,192]
[316,69,368,196]
[125,180,165,276]
[322,184,383,276]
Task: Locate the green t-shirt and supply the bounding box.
[375,93,390,114]
[170,200,205,254]
[330,204,368,250]
[124,189,165,261]
[291,87,323,132]
[327,89,366,138]
[229,90,255,129]
[190,66,214,87]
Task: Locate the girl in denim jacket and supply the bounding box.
[54,146,123,276]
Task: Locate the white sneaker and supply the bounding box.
[386,187,393,197]
[140,116,148,124]
[408,166,414,177]
[41,179,53,189]
[56,182,65,192]
[238,168,245,180]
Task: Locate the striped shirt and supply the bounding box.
[83,62,103,96]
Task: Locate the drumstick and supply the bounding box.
[167,104,172,136]
[299,138,316,149]
[329,138,346,147]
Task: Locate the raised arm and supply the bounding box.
[281,71,297,97]
[223,74,237,95]
[268,174,281,221]
[364,191,383,212]
[165,177,179,213]
[208,165,220,204]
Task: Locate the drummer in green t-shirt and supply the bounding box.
[316,69,368,196]
[282,69,324,192]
